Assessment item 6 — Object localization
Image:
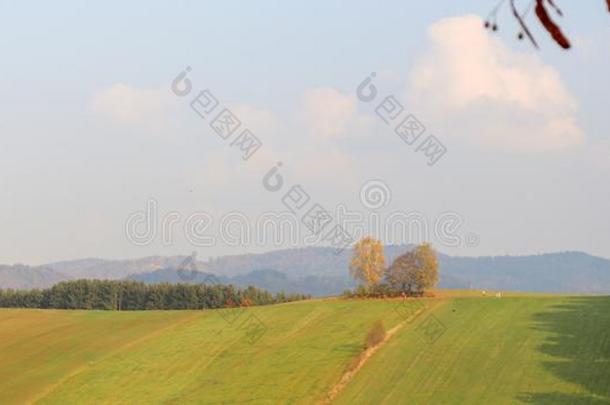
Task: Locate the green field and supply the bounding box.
[335,296,610,404]
[1,295,609,404]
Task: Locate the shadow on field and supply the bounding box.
[517,297,610,405]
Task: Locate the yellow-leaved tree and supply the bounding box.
[412,243,439,293]
[349,237,385,288]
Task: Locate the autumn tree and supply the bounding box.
[386,250,417,294]
[386,243,439,295]
[349,237,385,288]
[412,243,439,293]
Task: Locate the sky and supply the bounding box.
[1,1,609,265]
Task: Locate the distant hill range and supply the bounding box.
[0,265,69,290]
[2,247,610,296]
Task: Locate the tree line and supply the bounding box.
[0,279,310,310]
[346,238,439,298]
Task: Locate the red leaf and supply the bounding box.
[535,0,571,49]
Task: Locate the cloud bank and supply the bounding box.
[408,15,584,151]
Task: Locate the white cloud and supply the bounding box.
[92,83,174,128]
[408,15,585,151]
[301,87,356,138]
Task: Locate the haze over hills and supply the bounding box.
[1,247,610,295]
[0,265,70,290]
[45,256,208,280]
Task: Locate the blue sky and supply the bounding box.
[1,1,609,264]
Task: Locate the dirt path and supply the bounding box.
[321,301,433,404]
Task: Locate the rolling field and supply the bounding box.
[336,296,610,405]
[1,295,609,404]
[0,299,413,404]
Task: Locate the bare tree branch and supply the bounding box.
[510,0,538,49]
[487,1,609,50]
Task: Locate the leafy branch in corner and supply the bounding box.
[484,0,610,50]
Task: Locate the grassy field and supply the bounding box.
[0,295,609,404]
[335,296,610,405]
[0,299,411,404]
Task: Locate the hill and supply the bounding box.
[126,248,610,295]
[128,267,353,296]
[1,295,609,403]
[335,295,610,404]
[0,265,70,289]
[2,248,610,295]
[0,299,408,403]
[126,266,226,285]
[45,256,208,279]
[439,252,610,293]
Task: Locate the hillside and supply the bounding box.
[46,256,208,280]
[1,295,609,404]
[126,267,226,285]
[0,265,70,289]
[439,252,610,293]
[335,295,610,404]
[0,299,408,404]
[128,267,353,296]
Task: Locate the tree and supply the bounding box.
[386,243,439,295]
[386,250,417,294]
[349,237,385,288]
[0,280,309,310]
[412,243,439,293]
